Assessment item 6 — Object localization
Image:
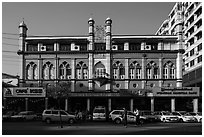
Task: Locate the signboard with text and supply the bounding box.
[154,87,199,97]
[4,87,45,97]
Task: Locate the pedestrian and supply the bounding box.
[134,108,140,125]
[123,108,127,128]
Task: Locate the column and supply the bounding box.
[193,98,198,113]
[45,97,48,109]
[171,98,175,112]
[176,52,183,87]
[124,42,129,50]
[65,98,68,111]
[54,43,59,51]
[125,59,129,89]
[108,98,111,112]
[38,58,42,86]
[88,18,95,92]
[151,97,154,112]
[105,17,112,92]
[159,58,163,87]
[25,98,28,111]
[141,56,146,88]
[87,98,90,111]
[71,59,76,92]
[130,98,134,111]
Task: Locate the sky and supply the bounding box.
[2,2,175,77]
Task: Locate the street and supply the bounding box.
[2,121,202,135]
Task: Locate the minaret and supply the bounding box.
[175,2,184,87]
[18,20,28,86]
[105,17,112,91]
[88,18,95,91]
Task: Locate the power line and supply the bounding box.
[2,32,19,36]
[2,50,17,53]
[2,43,19,47]
[2,37,19,40]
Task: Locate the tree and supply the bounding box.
[46,82,71,128]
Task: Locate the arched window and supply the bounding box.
[94,62,106,78]
[129,61,141,79]
[146,61,158,79]
[163,64,168,79]
[42,64,49,80]
[50,64,55,79]
[42,62,53,80]
[59,64,64,79]
[76,61,88,79]
[169,64,175,79]
[113,61,125,79]
[163,61,175,79]
[26,64,32,80]
[66,64,71,79]
[33,64,38,80]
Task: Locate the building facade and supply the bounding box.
[3,17,199,113]
[156,2,202,111]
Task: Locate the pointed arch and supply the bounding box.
[26,64,32,80]
[33,64,38,80]
[94,62,106,78]
[129,61,141,79]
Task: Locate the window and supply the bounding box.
[60,111,67,116]
[27,44,38,51]
[153,68,158,79]
[113,61,125,79]
[59,65,64,79]
[163,65,168,79]
[59,44,71,51]
[66,65,71,79]
[50,65,55,79]
[190,49,194,56]
[197,44,202,51]
[42,62,54,80]
[190,60,194,67]
[136,68,141,79]
[197,55,202,63]
[80,44,87,51]
[129,43,141,51]
[26,64,32,80]
[45,44,54,51]
[146,61,158,79]
[33,65,38,80]
[96,68,106,77]
[169,66,175,79]
[94,43,106,51]
[43,64,49,79]
[146,68,151,79]
[129,61,141,79]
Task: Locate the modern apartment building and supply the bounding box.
[156,2,202,111]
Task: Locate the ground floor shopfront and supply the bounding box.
[3,87,200,113]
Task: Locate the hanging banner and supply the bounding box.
[4,87,45,97]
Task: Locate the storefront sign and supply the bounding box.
[4,87,45,97]
[155,87,199,97]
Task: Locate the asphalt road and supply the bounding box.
[2,121,202,135]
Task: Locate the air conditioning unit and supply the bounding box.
[71,43,80,51]
[67,76,71,79]
[145,45,151,50]
[41,45,46,51]
[60,75,65,79]
[112,45,118,50]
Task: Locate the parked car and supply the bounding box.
[42,109,76,124]
[109,110,124,123]
[92,106,106,121]
[139,110,160,122]
[189,112,202,123]
[153,111,179,122]
[109,110,146,124]
[11,111,37,121]
[171,111,197,122]
[3,111,18,121]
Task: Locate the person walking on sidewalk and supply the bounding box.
[134,108,140,125]
[123,108,127,128]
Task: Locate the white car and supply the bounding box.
[171,111,197,122]
[109,110,146,124]
[189,112,202,122]
[11,111,37,121]
[42,109,76,124]
[92,106,106,121]
[109,110,124,123]
[153,111,179,122]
